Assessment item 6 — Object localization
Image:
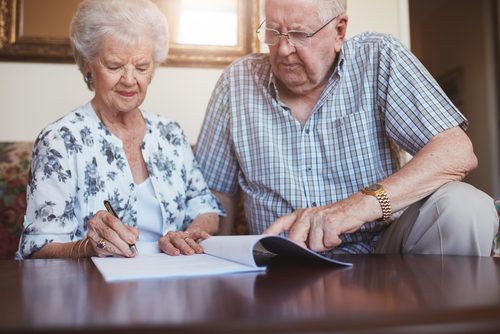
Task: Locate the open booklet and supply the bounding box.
[92,235,352,282]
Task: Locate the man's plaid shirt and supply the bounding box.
[195,32,467,254]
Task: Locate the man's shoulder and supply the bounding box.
[229,53,270,67]
[342,32,409,67]
[345,32,405,52]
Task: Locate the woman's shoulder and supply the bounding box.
[38,103,94,138]
[143,112,187,146]
[143,112,184,134]
[34,103,95,151]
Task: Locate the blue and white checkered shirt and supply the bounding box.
[195,33,467,254]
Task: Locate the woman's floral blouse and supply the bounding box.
[17,102,222,259]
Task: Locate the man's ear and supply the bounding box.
[334,14,348,52]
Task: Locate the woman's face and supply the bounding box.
[87,36,155,116]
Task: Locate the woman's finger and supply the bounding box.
[88,212,135,257]
[183,235,204,254]
[185,229,210,242]
[158,235,181,256]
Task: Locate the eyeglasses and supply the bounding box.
[256,15,338,48]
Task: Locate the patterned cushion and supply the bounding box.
[494,198,500,257]
[0,142,32,259]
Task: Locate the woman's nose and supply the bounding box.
[120,67,136,84]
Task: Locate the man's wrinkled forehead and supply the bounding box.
[264,0,322,23]
[264,0,346,22]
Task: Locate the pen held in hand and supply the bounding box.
[103,200,139,256]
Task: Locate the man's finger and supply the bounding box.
[263,212,297,235]
[287,218,310,248]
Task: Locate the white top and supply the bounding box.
[136,178,163,241]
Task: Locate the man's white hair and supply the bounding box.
[316,0,347,22]
[264,0,347,24]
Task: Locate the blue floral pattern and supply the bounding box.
[17,102,222,258]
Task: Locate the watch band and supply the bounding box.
[375,190,392,221]
[361,183,392,221]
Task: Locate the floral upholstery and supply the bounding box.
[0,141,499,259]
[494,199,500,257]
[0,142,32,259]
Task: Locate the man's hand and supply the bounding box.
[264,195,371,252]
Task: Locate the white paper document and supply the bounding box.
[92,235,352,282]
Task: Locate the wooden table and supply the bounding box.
[1,255,499,333]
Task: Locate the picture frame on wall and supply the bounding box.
[0,0,260,67]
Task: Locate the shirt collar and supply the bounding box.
[266,46,346,98]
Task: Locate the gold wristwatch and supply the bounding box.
[360,183,392,221]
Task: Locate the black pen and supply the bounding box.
[103,200,139,256]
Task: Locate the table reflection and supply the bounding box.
[253,255,500,319]
[18,255,500,329]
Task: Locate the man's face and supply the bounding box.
[265,0,347,95]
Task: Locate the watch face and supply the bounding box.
[365,183,382,192]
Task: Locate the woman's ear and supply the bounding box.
[82,63,94,90]
[83,62,89,72]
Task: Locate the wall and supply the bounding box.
[0,0,408,144]
[410,0,500,196]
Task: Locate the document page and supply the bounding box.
[200,235,265,267]
[92,250,265,282]
[92,236,352,282]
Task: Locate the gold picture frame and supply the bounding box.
[0,0,260,67]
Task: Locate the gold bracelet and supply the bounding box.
[77,239,84,258]
[69,241,78,259]
[82,238,91,258]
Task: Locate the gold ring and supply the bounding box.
[96,239,107,249]
[183,236,191,242]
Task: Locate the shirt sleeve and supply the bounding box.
[174,124,225,229]
[195,69,241,194]
[17,127,80,259]
[376,35,468,155]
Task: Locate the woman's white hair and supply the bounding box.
[316,0,347,23]
[69,0,169,76]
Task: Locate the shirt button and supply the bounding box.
[311,202,317,207]
[305,129,310,134]
[306,167,312,172]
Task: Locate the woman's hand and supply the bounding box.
[87,210,139,257]
[159,228,211,256]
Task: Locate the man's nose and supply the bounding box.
[276,35,295,56]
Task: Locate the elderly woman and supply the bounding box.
[16,0,222,259]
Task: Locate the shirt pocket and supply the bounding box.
[321,108,382,194]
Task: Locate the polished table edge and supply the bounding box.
[0,255,499,334]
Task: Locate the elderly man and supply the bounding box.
[195,0,498,255]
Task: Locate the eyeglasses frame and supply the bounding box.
[256,15,339,47]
